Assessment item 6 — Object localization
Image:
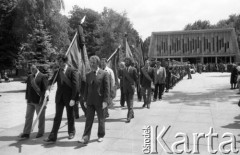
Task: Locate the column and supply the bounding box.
[201,57,204,64]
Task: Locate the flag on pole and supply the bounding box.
[126,39,133,58]
[67,25,90,82]
[137,40,144,66]
[107,46,121,88]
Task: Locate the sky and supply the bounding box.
[63,0,240,40]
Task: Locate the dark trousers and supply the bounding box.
[124,90,134,119]
[104,107,109,118]
[165,77,170,91]
[136,83,142,101]
[154,83,165,100]
[74,103,80,118]
[187,72,192,79]
[23,103,46,135]
[83,104,105,141]
[75,96,87,117]
[49,100,75,140]
[141,87,151,105]
[120,87,125,107]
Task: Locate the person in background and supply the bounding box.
[140,60,154,109]
[19,65,48,139]
[118,62,126,107]
[100,58,115,118]
[186,63,192,79]
[230,63,238,89]
[153,61,166,101]
[122,57,138,123]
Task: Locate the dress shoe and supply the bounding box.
[142,104,146,108]
[98,137,103,142]
[36,133,43,138]
[147,104,150,109]
[126,118,131,123]
[68,133,75,139]
[78,138,88,144]
[19,133,29,140]
[44,137,56,143]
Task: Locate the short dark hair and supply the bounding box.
[124,57,133,64]
[100,58,107,63]
[57,54,68,63]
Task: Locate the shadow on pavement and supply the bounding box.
[221,114,240,130]
[221,121,240,129]
[164,85,238,106]
[105,118,126,123]
[0,90,25,93]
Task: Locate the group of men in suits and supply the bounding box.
[20,51,169,145]
[118,59,167,110]
[20,53,140,145]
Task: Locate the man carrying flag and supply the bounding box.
[44,16,89,143]
[44,54,79,143]
[19,64,48,139]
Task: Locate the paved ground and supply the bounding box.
[0,72,240,155]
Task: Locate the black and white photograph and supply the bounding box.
[1,0,240,154]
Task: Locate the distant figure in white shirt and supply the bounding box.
[100,58,115,118]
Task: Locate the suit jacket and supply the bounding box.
[49,66,79,105]
[154,66,166,84]
[140,66,154,88]
[122,66,138,94]
[118,69,124,87]
[84,69,110,107]
[26,72,48,104]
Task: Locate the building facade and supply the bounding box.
[148,28,240,64]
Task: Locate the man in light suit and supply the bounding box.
[100,58,115,118]
[122,57,138,123]
[44,54,79,143]
[19,65,48,139]
[153,61,166,101]
[79,55,110,144]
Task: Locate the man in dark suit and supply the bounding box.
[19,65,48,139]
[118,62,126,107]
[79,55,110,144]
[140,60,154,109]
[44,54,79,143]
[122,57,138,123]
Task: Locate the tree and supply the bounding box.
[184,20,212,30]
[20,20,55,64]
[68,6,103,56]
[0,0,18,70]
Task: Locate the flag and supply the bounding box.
[126,39,133,58]
[132,40,144,66]
[137,40,144,65]
[107,46,121,88]
[66,25,90,82]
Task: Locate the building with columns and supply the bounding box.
[148,28,240,64]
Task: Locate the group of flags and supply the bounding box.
[66,17,144,89]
